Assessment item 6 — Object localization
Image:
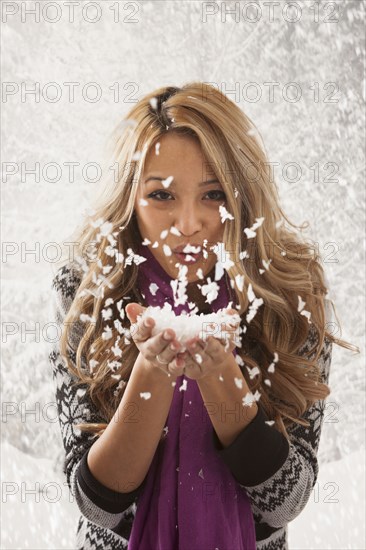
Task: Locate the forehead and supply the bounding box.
[143,133,217,176]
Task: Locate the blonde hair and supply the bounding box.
[55,82,359,440]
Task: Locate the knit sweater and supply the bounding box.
[48,261,333,550]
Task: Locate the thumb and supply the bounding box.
[226,308,239,317]
[224,308,240,329]
[125,302,146,324]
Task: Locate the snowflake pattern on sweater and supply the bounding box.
[48,262,332,550]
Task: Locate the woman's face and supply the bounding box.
[134,132,227,282]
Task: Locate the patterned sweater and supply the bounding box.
[48,262,332,550]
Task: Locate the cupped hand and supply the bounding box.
[125,302,187,377]
[175,308,240,381]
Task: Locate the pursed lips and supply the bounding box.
[173,244,202,254]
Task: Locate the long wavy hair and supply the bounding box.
[55,82,359,440]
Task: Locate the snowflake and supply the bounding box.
[219,204,234,223]
[150,97,158,109]
[162,175,174,188]
[140,392,151,400]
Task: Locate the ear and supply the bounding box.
[125,302,146,323]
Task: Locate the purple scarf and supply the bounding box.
[127,244,256,550]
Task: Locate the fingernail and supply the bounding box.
[163,331,172,340]
[144,319,151,328]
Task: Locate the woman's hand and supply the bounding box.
[176,308,240,381]
[125,302,187,378]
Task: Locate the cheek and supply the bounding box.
[211,221,225,240]
[134,210,150,240]
[135,207,165,236]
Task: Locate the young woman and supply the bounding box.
[49,82,357,550]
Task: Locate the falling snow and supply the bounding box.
[234,377,243,389]
[149,283,159,296]
[3,4,364,548]
[163,244,172,256]
[162,175,174,188]
[150,97,158,110]
[219,204,235,223]
[140,392,152,400]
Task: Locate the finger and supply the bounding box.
[131,316,155,343]
[189,336,210,352]
[146,329,181,363]
[164,339,183,365]
[216,336,237,357]
[222,309,240,331]
[221,337,237,353]
[202,336,225,361]
[221,322,240,336]
[186,338,204,355]
[222,327,240,346]
[185,339,207,365]
[176,352,196,373]
[226,308,238,315]
[167,353,186,376]
[125,302,146,323]
[173,352,187,368]
[219,321,240,350]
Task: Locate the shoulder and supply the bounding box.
[49,260,89,355]
[297,322,333,385]
[51,260,85,312]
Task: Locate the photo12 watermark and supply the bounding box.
[1,159,340,185]
[201,1,340,24]
[1,1,141,24]
[1,81,140,104]
[1,80,341,105]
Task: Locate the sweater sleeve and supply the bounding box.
[212,322,332,528]
[48,262,146,530]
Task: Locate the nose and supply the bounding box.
[171,203,203,237]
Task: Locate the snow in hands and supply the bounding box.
[136,302,242,354]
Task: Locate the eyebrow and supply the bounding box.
[144,176,220,186]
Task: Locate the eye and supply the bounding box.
[205,190,226,201]
[147,189,226,202]
[147,190,172,201]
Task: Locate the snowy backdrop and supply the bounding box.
[1,0,365,548]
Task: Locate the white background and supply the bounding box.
[1,0,365,548]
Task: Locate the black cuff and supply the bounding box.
[212,403,290,487]
[77,449,147,513]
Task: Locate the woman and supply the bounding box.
[49,82,357,550]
